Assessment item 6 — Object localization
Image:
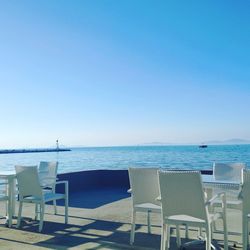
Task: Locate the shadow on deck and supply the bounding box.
[0,170,243,249]
[58,187,130,209]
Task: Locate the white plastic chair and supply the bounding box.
[213,162,246,183]
[241,169,250,250]
[158,170,228,250]
[212,163,246,209]
[128,168,161,245]
[15,165,68,232]
[38,161,58,214]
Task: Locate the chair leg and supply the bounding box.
[147,210,151,234]
[176,225,181,248]
[161,222,167,250]
[7,198,12,227]
[198,227,203,238]
[161,222,164,250]
[222,215,228,250]
[206,226,211,250]
[39,203,45,232]
[167,225,170,249]
[17,201,23,228]
[248,219,249,250]
[65,181,68,224]
[65,197,68,224]
[52,185,57,214]
[5,184,8,217]
[5,200,8,217]
[130,210,136,245]
[210,224,214,243]
[35,204,38,220]
[53,200,57,215]
[242,215,248,250]
[185,224,189,239]
[219,192,228,250]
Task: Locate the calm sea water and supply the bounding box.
[0,145,250,173]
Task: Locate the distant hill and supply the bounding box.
[140,138,250,146]
[203,138,250,145]
[139,142,173,146]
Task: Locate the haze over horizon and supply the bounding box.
[0,1,250,149]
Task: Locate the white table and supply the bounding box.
[0,171,16,227]
[181,174,242,249]
[203,174,243,246]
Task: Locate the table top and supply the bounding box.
[202,174,241,190]
[0,171,16,178]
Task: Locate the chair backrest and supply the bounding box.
[128,167,160,206]
[39,161,58,186]
[158,170,208,222]
[213,162,246,183]
[241,169,250,213]
[15,165,43,199]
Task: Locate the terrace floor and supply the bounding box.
[0,188,244,249]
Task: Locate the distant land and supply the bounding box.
[139,142,174,146]
[140,138,250,146]
[202,138,250,145]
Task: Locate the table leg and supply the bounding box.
[6,177,15,227]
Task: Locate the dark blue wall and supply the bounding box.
[56,169,212,194]
[57,169,130,193]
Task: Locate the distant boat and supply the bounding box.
[199,145,208,148]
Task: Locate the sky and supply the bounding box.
[0,1,250,148]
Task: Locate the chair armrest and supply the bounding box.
[237,184,243,200]
[55,180,68,186]
[156,196,161,202]
[55,180,68,195]
[238,190,243,200]
[205,192,226,207]
[127,188,132,194]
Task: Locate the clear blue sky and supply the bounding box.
[0,1,250,148]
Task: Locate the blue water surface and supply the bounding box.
[0,145,250,173]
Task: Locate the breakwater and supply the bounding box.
[0,148,71,154]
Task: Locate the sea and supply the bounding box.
[0,144,250,173]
